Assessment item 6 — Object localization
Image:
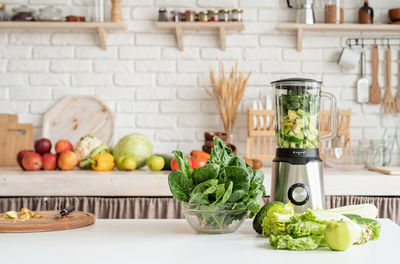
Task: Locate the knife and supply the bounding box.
[54,205,75,219]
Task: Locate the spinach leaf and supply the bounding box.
[191,179,218,195]
[227,156,247,168]
[168,170,194,202]
[173,150,193,177]
[228,190,249,203]
[189,193,209,204]
[216,181,233,205]
[192,163,220,185]
[221,166,251,192]
[213,184,225,204]
[203,184,218,195]
[246,189,264,217]
[210,136,233,166]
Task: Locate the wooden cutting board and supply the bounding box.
[0,211,95,233]
[367,166,400,175]
[42,96,115,147]
[0,114,33,166]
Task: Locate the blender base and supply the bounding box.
[271,160,325,213]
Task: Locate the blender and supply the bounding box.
[270,78,337,213]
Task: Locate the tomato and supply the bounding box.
[190,150,210,160]
[191,157,207,169]
[170,158,193,171]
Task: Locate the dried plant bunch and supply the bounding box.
[203,62,252,142]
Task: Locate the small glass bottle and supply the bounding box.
[208,9,219,22]
[199,10,208,22]
[185,9,195,22]
[218,9,229,22]
[170,10,179,22]
[158,8,168,22]
[359,0,373,24]
[231,9,243,22]
[324,0,343,24]
[0,4,9,21]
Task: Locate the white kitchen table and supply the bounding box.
[1,219,399,264]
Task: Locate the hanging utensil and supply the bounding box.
[383,43,395,113]
[395,50,400,112]
[357,44,369,103]
[370,44,381,104]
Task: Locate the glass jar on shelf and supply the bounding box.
[208,9,219,22]
[199,10,208,22]
[11,5,36,21]
[231,9,243,22]
[325,0,343,24]
[0,4,9,21]
[158,8,168,22]
[38,5,64,22]
[171,9,179,22]
[218,9,229,22]
[185,9,195,22]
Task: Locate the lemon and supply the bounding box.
[121,157,137,171]
[147,155,165,171]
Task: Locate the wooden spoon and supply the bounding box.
[370,45,381,104]
[383,46,395,113]
[395,50,400,112]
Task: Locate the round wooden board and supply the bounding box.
[42,95,115,146]
[0,211,95,233]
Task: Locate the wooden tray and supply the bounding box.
[367,166,400,175]
[0,211,95,233]
[42,96,115,146]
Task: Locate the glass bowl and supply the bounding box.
[182,203,248,234]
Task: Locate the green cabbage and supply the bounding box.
[113,133,153,168]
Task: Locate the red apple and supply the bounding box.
[55,140,73,154]
[42,153,57,170]
[22,152,43,171]
[57,151,78,170]
[16,150,35,169]
[34,138,52,154]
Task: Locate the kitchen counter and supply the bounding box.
[0,219,399,264]
[0,167,399,196]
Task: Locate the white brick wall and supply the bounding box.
[0,0,398,156]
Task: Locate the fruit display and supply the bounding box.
[16,138,76,171]
[252,201,380,251]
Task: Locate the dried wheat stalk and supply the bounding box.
[202,62,252,142]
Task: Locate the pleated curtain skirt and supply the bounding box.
[0,196,399,224]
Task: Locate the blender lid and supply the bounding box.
[271,78,321,86]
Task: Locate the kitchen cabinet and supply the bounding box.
[0,219,399,264]
[0,167,399,223]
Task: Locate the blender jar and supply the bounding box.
[272,78,336,149]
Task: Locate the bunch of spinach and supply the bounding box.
[168,136,266,229]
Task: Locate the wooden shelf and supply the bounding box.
[277,23,400,51]
[154,22,245,51]
[0,22,127,50]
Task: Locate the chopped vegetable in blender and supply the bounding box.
[276,90,320,149]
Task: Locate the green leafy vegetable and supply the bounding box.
[167,136,266,232]
[260,202,380,251]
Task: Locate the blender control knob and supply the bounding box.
[288,183,310,206]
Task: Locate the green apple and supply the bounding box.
[121,157,137,171]
[6,211,18,219]
[115,156,125,171]
[147,155,165,171]
[325,220,354,251]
